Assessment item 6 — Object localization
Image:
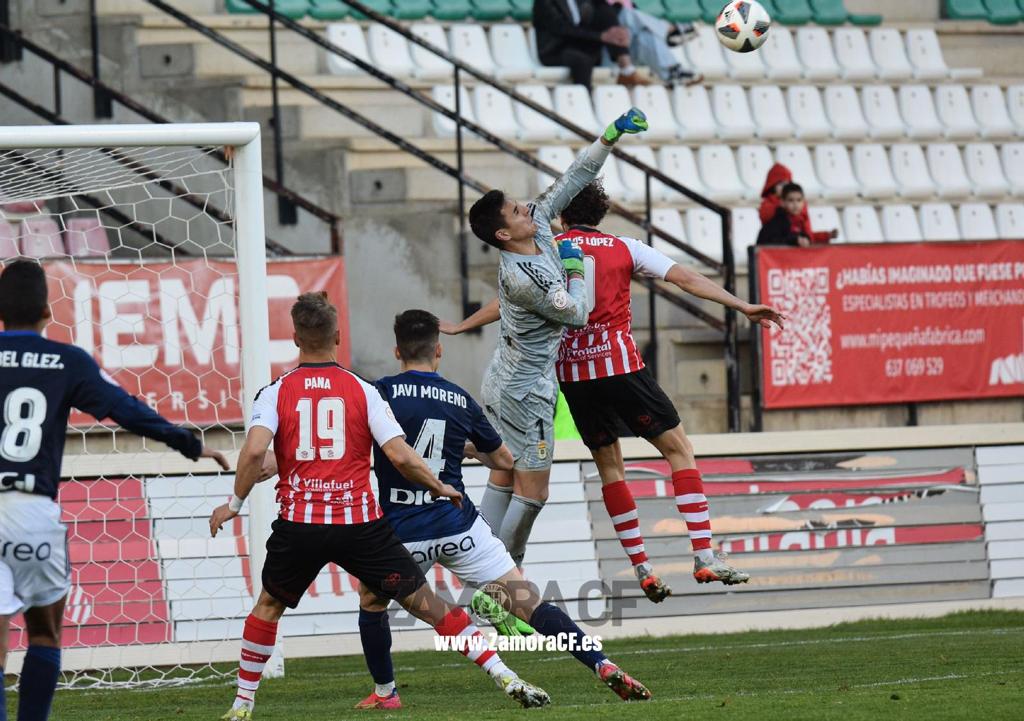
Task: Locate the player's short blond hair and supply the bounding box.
[291,291,337,352]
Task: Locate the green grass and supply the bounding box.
[19,610,1024,720]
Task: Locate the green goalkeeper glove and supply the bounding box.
[558,239,584,280]
[602,106,649,144]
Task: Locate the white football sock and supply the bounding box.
[375,681,396,696]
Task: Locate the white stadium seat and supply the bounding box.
[472,86,519,139]
[367,25,414,77]
[431,85,476,138]
[787,86,831,141]
[657,146,706,202]
[971,86,1016,140]
[410,23,454,80]
[593,85,633,128]
[881,204,923,242]
[683,24,729,80]
[597,156,634,204]
[527,29,571,82]
[824,85,869,140]
[904,28,947,80]
[958,203,998,240]
[774,144,823,199]
[325,23,371,76]
[617,145,662,203]
[814,144,860,201]
[842,205,883,242]
[833,28,877,81]
[749,85,793,140]
[697,145,746,204]
[868,28,913,80]
[761,27,802,81]
[631,86,679,142]
[919,203,961,241]
[1001,143,1024,195]
[795,27,840,81]
[898,86,943,140]
[489,25,535,82]
[934,85,980,140]
[995,203,1024,238]
[808,205,844,243]
[732,207,760,264]
[512,85,560,142]
[889,144,935,200]
[449,24,496,76]
[552,85,602,138]
[963,143,1010,198]
[1006,85,1024,136]
[673,86,716,142]
[926,143,972,199]
[861,86,905,140]
[724,41,766,80]
[685,208,724,263]
[711,85,756,140]
[736,144,775,201]
[853,144,899,199]
[536,145,575,192]
[650,208,688,261]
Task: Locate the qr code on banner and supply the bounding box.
[767,267,832,387]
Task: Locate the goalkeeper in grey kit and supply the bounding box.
[457,107,648,586]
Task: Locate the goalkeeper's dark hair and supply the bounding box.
[0,260,49,328]
[469,189,507,248]
[291,291,338,352]
[560,179,611,228]
[781,182,804,199]
[394,309,440,363]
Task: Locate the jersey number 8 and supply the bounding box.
[1,387,47,463]
[295,397,345,461]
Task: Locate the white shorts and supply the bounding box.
[0,493,70,616]
[403,515,516,589]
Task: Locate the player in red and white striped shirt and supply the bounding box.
[209,293,549,719]
[555,181,784,601]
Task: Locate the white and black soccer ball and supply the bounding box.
[714,0,771,53]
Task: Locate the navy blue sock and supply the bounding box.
[1,665,6,721]
[18,645,61,721]
[529,602,607,671]
[358,608,394,687]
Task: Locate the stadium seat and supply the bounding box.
[772,0,813,25]
[946,0,988,20]
[325,24,371,76]
[995,203,1024,237]
[807,205,844,242]
[430,85,476,138]
[732,207,760,263]
[617,145,663,203]
[958,203,999,240]
[657,146,706,202]
[807,0,846,25]
[787,86,831,141]
[449,24,497,76]
[904,29,948,80]
[552,85,602,138]
[824,85,869,140]
[391,0,433,19]
[881,204,923,242]
[963,143,1011,198]
[814,144,859,201]
[795,27,841,81]
[471,0,512,21]
[665,0,702,22]
[971,86,1016,139]
[983,0,1023,24]
[598,157,637,205]
[697,0,724,23]
[489,25,535,81]
[631,86,680,142]
[853,144,899,199]
[926,143,973,199]
[919,203,960,241]
[527,29,571,82]
[1001,143,1024,194]
[723,41,767,80]
[898,86,943,141]
[650,208,689,261]
[432,0,473,21]
[672,86,717,141]
[737,144,775,201]
[536,145,575,191]
[889,144,935,200]
[19,218,63,258]
[833,28,877,81]
[868,28,913,80]
[508,0,531,21]
[861,86,905,140]
[749,86,794,140]
[1005,85,1024,135]
[934,85,980,140]
[774,143,824,199]
[684,207,724,264]
[410,23,454,80]
[512,85,560,141]
[0,222,17,259]
[472,86,520,139]
[683,24,729,80]
[710,85,757,140]
[307,0,351,21]
[228,0,309,18]
[760,27,803,81]
[65,217,110,257]
[634,0,666,17]
[696,145,746,204]
[593,85,633,129]
[368,25,415,77]
[841,205,883,242]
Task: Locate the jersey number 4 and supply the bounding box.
[295,397,345,461]
[412,418,447,476]
[1,387,47,463]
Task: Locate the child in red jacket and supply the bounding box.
[758,164,837,244]
[758,183,839,246]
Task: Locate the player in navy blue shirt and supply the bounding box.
[0,260,228,721]
[354,310,651,709]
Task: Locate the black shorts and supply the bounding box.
[262,517,426,609]
[560,367,681,450]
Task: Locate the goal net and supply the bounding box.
[0,124,275,689]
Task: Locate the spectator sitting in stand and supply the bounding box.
[759,164,838,244]
[757,183,838,247]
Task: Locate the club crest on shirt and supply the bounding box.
[537,440,548,460]
[551,290,570,310]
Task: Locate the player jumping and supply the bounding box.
[458,106,648,574]
[210,293,549,720]
[353,310,650,709]
[0,260,230,721]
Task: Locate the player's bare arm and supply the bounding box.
[380,436,463,508]
[209,425,273,536]
[663,264,786,330]
[464,440,514,471]
[440,297,499,335]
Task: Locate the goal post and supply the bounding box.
[0,122,276,687]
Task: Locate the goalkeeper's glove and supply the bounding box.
[602,106,648,144]
[558,239,585,280]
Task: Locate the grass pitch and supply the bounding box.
[19,610,1024,720]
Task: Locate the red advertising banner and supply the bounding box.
[756,241,1024,409]
[38,257,350,425]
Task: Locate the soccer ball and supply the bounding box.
[714,0,771,53]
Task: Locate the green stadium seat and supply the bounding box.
[471,0,511,20]
[697,0,724,24]
[946,0,988,19]
[808,0,846,24]
[984,0,1022,23]
[432,0,473,20]
[392,0,433,18]
[771,0,813,25]
[509,0,532,20]
[307,0,349,20]
[664,0,703,23]
[635,0,667,19]
[226,0,310,18]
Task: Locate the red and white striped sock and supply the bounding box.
[435,606,509,678]
[233,614,278,710]
[672,469,714,561]
[602,480,648,566]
